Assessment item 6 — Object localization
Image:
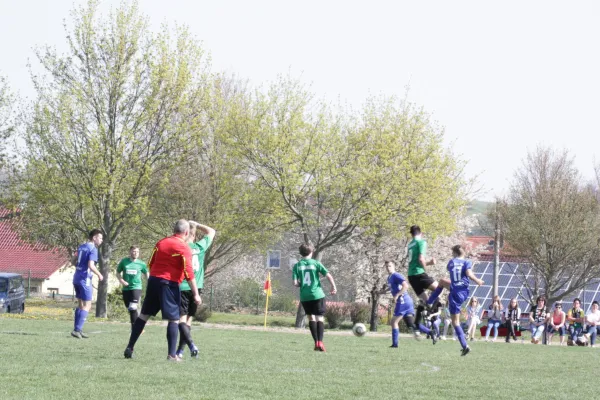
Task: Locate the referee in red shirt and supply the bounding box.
[124,219,201,361]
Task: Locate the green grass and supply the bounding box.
[0,318,598,399]
[207,312,296,327]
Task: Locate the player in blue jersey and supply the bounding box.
[426,245,483,355]
[384,260,435,347]
[71,229,104,339]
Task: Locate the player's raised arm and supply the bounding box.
[465,269,483,286]
[189,221,216,242]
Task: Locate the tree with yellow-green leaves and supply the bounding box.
[6,0,210,317]
[227,78,471,327]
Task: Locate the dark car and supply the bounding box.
[0,273,26,313]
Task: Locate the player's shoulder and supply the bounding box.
[393,271,405,280]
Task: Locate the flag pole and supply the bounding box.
[264,271,271,328]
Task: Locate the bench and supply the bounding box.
[479,326,522,337]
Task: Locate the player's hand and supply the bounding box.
[330,287,337,295]
[476,279,484,286]
[98,274,104,281]
[194,294,201,305]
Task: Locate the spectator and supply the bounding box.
[566,298,585,346]
[466,297,483,341]
[546,302,566,346]
[427,299,443,340]
[485,295,504,342]
[529,295,548,344]
[503,297,521,343]
[585,301,600,348]
[441,296,454,341]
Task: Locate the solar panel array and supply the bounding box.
[467,262,600,314]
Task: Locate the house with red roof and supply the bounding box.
[0,210,81,297]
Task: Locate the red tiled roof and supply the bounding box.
[465,235,527,263]
[0,210,69,279]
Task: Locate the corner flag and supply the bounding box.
[264,271,272,328]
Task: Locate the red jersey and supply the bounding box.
[148,234,194,284]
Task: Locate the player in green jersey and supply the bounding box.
[292,244,337,352]
[116,246,149,328]
[176,221,215,359]
[406,225,439,329]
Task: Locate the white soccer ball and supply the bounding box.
[352,323,367,337]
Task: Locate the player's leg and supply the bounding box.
[162,281,182,360]
[176,291,193,358]
[73,282,93,338]
[315,298,326,351]
[185,297,199,357]
[124,277,158,358]
[426,278,450,306]
[301,301,318,347]
[72,285,82,336]
[449,290,469,355]
[390,315,401,347]
[452,313,469,355]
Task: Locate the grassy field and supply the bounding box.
[0,318,597,400]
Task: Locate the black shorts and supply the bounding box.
[301,298,326,316]
[408,273,435,296]
[122,289,142,311]
[140,276,181,320]
[179,290,198,317]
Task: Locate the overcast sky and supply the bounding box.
[1,0,599,200]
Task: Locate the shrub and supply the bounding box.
[269,293,297,313]
[107,287,128,321]
[232,278,262,308]
[194,304,212,322]
[349,302,370,324]
[324,303,348,329]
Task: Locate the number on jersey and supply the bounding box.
[303,271,311,286]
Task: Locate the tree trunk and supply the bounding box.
[369,291,380,332]
[95,242,112,318]
[295,303,306,328]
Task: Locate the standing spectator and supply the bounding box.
[566,298,585,346]
[123,220,201,361]
[466,297,483,341]
[503,297,521,343]
[585,301,600,348]
[546,303,566,346]
[529,295,548,344]
[485,295,504,342]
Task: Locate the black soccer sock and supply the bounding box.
[316,321,324,342]
[179,322,195,351]
[308,321,318,342]
[127,318,147,350]
[415,305,424,326]
[167,322,179,357]
[404,315,417,333]
[129,310,138,325]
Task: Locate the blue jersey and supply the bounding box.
[388,272,411,303]
[73,242,98,284]
[447,257,472,291]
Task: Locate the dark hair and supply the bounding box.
[384,260,395,267]
[452,245,465,257]
[88,229,102,240]
[409,225,421,236]
[593,301,599,306]
[573,298,581,304]
[129,245,139,251]
[299,244,313,257]
[536,295,546,304]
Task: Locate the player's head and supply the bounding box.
[384,260,396,273]
[409,225,421,238]
[173,219,190,237]
[187,223,197,242]
[592,301,599,311]
[535,295,546,307]
[451,244,465,258]
[129,245,139,259]
[573,298,581,308]
[88,229,103,246]
[299,244,313,258]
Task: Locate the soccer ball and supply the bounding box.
[352,323,367,337]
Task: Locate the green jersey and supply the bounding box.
[116,258,148,291]
[407,238,427,276]
[180,236,213,291]
[292,258,328,302]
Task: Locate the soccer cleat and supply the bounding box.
[167,355,182,362]
[190,346,199,359]
[440,336,447,341]
[124,347,134,359]
[431,334,437,345]
[461,346,471,356]
[80,332,89,339]
[176,350,184,359]
[389,344,398,348]
[316,341,326,352]
[71,330,82,339]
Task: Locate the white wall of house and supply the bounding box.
[39,265,120,299]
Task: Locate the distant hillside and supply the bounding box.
[466,200,492,236]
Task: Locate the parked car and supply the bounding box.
[0,273,26,313]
